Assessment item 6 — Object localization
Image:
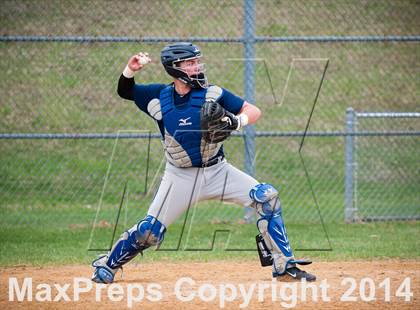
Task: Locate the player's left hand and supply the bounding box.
[221,111,240,131]
[201,100,238,143]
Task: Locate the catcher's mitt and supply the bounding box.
[200,100,238,143]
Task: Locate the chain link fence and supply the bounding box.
[1,1,419,231]
[350,112,420,221]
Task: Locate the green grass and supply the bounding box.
[1,219,419,266]
[0,203,419,266]
[1,1,418,37]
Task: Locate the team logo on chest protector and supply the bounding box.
[178,117,192,126]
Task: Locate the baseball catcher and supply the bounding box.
[91,42,316,284]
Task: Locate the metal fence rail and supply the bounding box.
[3,35,420,43]
[2,131,420,140]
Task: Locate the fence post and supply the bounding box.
[345,107,355,222]
[243,0,256,177]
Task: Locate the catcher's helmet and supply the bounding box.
[160,42,208,88]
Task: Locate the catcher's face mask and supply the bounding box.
[174,56,208,89]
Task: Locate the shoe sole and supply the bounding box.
[274,274,316,282]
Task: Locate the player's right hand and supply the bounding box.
[127,52,151,72]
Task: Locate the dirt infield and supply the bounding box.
[1,260,419,309]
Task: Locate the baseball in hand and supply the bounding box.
[138,55,151,65]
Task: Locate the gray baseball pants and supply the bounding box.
[147,159,259,227]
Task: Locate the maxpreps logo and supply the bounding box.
[178,117,192,126]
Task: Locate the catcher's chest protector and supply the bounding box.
[160,86,207,167]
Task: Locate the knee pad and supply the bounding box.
[136,215,166,247]
[249,183,282,217]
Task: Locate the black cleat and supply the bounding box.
[273,266,316,282]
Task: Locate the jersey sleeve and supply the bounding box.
[218,87,245,115]
[132,83,167,116]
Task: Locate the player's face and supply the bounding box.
[178,57,205,77]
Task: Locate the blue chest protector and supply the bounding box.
[159,86,207,167]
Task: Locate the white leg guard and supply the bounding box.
[257,216,295,276]
[250,183,296,276]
